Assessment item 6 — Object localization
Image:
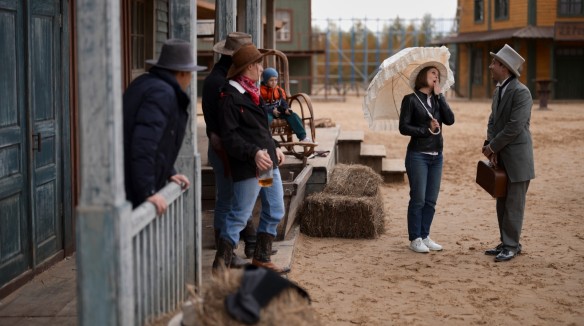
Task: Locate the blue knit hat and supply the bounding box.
[262,68,278,84]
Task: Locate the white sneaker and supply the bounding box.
[409,238,430,253]
[422,237,443,251]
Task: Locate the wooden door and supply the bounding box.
[0,0,30,288]
[555,47,584,99]
[0,0,64,290]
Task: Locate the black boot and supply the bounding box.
[241,220,257,259]
[251,233,290,274]
[212,238,233,274]
[240,221,278,257]
[215,229,248,268]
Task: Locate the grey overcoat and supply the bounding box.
[487,78,535,183]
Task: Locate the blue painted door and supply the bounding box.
[0,0,63,289]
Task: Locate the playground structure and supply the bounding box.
[309,17,457,100]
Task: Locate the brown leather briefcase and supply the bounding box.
[476,160,507,197]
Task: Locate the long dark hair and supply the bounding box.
[414,66,440,90]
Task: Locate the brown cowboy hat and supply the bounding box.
[213,32,253,55]
[226,44,274,79]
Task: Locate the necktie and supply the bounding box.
[497,76,515,106]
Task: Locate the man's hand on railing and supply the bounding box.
[170,174,190,190]
[147,194,168,215]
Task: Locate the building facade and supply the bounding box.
[0,0,202,301]
[196,0,316,95]
[443,0,584,99]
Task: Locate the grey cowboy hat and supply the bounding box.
[213,32,253,55]
[146,38,206,72]
[226,44,275,79]
[490,44,525,77]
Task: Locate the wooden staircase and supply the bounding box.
[336,130,406,183]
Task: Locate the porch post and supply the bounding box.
[214,0,236,45]
[246,0,262,48]
[75,0,133,325]
[170,0,201,289]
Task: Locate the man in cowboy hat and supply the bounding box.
[202,32,258,270]
[215,43,290,274]
[123,38,205,215]
[482,44,535,262]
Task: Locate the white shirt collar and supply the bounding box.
[496,76,512,87]
[229,79,245,94]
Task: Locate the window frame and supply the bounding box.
[558,0,584,17]
[130,0,155,80]
[494,0,509,21]
[276,9,292,43]
[474,0,484,23]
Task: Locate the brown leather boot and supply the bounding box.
[212,238,233,275]
[252,232,290,274]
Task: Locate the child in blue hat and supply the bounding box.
[260,68,313,143]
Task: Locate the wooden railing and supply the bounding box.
[130,183,191,325]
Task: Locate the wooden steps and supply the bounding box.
[336,130,406,183]
[381,158,406,183]
[359,144,386,173]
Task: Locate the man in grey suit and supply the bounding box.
[482,44,535,262]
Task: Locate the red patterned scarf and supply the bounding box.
[233,75,260,105]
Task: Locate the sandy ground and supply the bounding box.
[289,95,584,325]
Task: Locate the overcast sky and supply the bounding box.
[312,0,458,20]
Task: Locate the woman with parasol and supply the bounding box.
[399,61,455,253]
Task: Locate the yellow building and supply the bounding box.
[442,0,584,99]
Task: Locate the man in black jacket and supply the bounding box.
[123,39,205,214]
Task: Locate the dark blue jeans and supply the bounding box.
[208,144,233,231]
[405,150,443,241]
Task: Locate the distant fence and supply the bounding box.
[311,17,457,97]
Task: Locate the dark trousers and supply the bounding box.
[496,180,530,251]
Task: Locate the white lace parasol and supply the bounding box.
[362,46,455,131]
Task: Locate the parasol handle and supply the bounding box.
[412,91,441,135]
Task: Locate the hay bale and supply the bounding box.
[324,164,383,197]
[299,192,385,239]
[189,270,321,326]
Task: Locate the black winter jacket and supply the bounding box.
[202,55,231,137]
[218,81,278,182]
[123,67,190,207]
[399,90,455,153]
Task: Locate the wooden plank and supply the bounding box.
[381,158,406,183]
[360,144,386,157]
[337,130,364,143]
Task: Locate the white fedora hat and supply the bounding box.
[490,44,525,77]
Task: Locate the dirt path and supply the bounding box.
[289,96,584,325]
